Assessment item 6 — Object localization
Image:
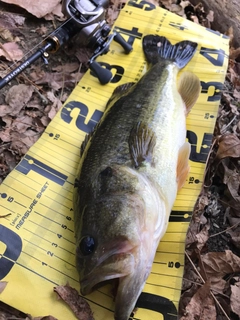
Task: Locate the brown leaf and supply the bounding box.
[180,281,216,320]
[52,62,80,73]
[54,285,94,320]
[0,281,8,293]
[12,115,34,133]
[216,134,240,161]
[0,0,62,18]
[206,10,214,22]
[34,72,80,90]
[201,250,240,278]
[10,139,28,155]
[230,47,240,60]
[227,228,240,249]
[230,279,240,317]
[195,223,210,251]
[4,84,34,116]
[0,42,23,61]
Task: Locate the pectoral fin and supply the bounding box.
[178,71,201,115]
[129,122,156,168]
[177,142,191,190]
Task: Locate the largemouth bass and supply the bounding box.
[73,35,201,320]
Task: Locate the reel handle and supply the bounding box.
[89,61,112,84]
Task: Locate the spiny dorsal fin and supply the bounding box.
[80,131,94,157]
[106,82,135,110]
[178,71,201,115]
[177,142,191,190]
[129,122,156,168]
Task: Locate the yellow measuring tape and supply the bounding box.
[0,1,229,319]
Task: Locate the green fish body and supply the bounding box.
[73,35,201,320]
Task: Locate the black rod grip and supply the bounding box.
[0,42,53,89]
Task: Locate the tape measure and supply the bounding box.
[0,1,229,319]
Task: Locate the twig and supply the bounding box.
[220,115,237,134]
[0,213,11,218]
[209,220,240,238]
[185,251,231,320]
[182,277,230,299]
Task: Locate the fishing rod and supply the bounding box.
[0,0,133,89]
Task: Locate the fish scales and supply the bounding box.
[73,35,201,320]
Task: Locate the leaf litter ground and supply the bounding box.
[0,0,240,319]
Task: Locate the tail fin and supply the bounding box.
[143,35,198,69]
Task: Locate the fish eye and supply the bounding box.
[80,236,96,256]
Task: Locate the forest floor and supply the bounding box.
[0,0,240,319]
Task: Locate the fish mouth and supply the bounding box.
[79,242,152,320]
[80,251,135,296]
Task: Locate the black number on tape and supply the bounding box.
[169,210,191,222]
[47,251,54,257]
[169,22,188,31]
[15,155,68,186]
[201,81,223,101]
[168,261,181,269]
[90,63,124,83]
[205,28,229,39]
[135,292,177,319]
[200,47,225,66]
[127,0,155,10]
[187,131,213,163]
[61,101,103,133]
[113,26,142,46]
[7,196,14,202]
[0,224,22,280]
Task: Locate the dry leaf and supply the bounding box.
[206,10,214,22]
[0,41,23,61]
[0,281,8,293]
[227,228,240,249]
[4,84,34,116]
[195,223,210,251]
[230,47,240,60]
[54,285,94,320]
[216,134,240,161]
[230,279,240,317]
[201,250,240,278]
[52,62,80,73]
[0,0,62,18]
[180,281,216,320]
[12,115,34,133]
[34,72,80,90]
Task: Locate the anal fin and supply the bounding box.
[129,122,156,168]
[177,142,191,190]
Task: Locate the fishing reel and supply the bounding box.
[0,0,132,89]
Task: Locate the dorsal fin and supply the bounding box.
[178,71,201,115]
[80,131,94,157]
[106,82,135,110]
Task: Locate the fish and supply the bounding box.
[73,35,201,320]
